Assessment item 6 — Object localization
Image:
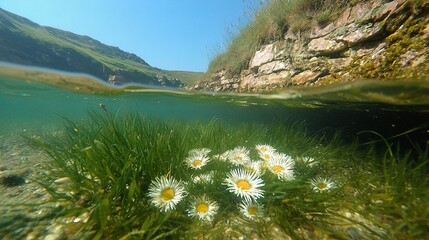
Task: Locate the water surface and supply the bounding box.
[1,64,428,147]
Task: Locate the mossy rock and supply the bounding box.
[342,9,429,82]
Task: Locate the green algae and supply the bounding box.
[18,111,429,239]
[346,2,429,82]
[317,2,429,87]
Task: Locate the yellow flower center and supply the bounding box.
[318,183,328,189]
[248,207,258,215]
[161,187,175,200]
[260,147,267,152]
[234,156,242,162]
[236,180,251,190]
[272,165,284,173]
[192,159,202,167]
[196,203,209,213]
[263,154,270,160]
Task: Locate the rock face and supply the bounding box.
[192,0,429,92]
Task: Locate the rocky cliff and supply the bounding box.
[192,0,429,92]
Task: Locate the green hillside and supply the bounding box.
[0,8,203,87]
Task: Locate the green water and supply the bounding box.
[1,66,429,239]
[0,77,276,132]
[1,67,429,145]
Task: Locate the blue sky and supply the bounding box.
[0,0,261,72]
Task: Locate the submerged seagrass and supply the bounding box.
[28,111,428,239]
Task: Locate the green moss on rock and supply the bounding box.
[346,10,429,81]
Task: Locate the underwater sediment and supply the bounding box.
[1,112,426,239]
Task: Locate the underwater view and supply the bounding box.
[1,65,428,239]
[1,0,429,239]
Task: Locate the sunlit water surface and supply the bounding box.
[1,65,428,146]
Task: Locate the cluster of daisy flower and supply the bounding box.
[147,144,336,222]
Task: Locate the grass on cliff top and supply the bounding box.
[207,0,350,78]
[19,110,429,239]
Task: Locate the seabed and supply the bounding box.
[1,112,427,240]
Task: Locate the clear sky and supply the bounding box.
[0,0,261,72]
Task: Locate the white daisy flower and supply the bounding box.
[301,156,317,167]
[255,144,276,154]
[243,161,265,176]
[258,149,276,162]
[185,153,210,169]
[224,169,264,202]
[233,146,250,155]
[273,152,294,162]
[267,157,294,180]
[148,175,187,212]
[187,195,219,221]
[192,171,215,184]
[228,150,251,166]
[239,201,264,219]
[310,176,336,192]
[188,148,211,156]
[214,150,232,162]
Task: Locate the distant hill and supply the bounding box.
[0,8,203,87]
